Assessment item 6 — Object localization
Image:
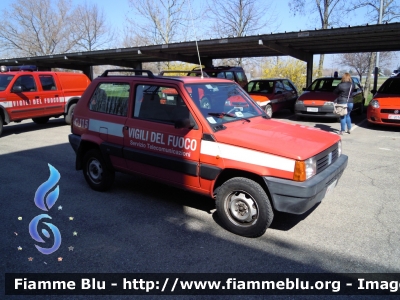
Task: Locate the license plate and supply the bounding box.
[388,114,400,120]
[307,107,318,112]
[326,179,338,196]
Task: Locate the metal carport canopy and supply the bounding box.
[0,22,399,85]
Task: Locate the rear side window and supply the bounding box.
[39,75,57,90]
[89,83,129,116]
[134,85,190,124]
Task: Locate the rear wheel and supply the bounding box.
[65,103,76,125]
[216,177,274,237]
[32,117,50,124]
[82,149,115,191]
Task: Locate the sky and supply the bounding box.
[0,0,397,70]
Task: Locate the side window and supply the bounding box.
[282,80,295,92]
[275,81,285,93]
[246,82,255,92]
[89,82,129,116]
[134,85,190,124]
[39,75,57,90]
[225,72,234,80]
[13,75,37,92]
[236,71,245,82]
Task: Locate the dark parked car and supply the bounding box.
[244,79,298,117]
[295,76,365,119]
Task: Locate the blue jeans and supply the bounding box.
[340,102,353,132]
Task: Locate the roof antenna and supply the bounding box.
[187,0,203,78]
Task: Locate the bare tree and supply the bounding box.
[126,0,190,45]
[72,1,115,51]
[0,0,78,56]
[339,52,393,80]
[207,0,280,66]
[289,0,345,76]
[349,0,400,97]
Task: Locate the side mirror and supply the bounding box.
[12,85,23,93]
[174,118,194,129]
[371,89,377,94]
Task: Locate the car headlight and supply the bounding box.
[296,100,303,105]
[293,157,316,181]
[338,141,342,157]
[370,99,380,108]
[323,101,334,106]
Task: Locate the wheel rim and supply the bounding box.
[224,191,259,226]
[265,105,272,117]
[87,158,103,184]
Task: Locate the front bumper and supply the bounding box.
[263,154,348,214]
[295,103,337,118]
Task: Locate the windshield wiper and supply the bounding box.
[208,112,250,122]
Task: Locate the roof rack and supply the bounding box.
[100,69,154,78]
[159,70,209,77]
[0,65,37,72]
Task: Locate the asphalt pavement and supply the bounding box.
[1,112,399,299]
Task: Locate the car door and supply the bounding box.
[282,79,298,110]
[123,83,202,189]
[87,81,130,170]
[272,80,286,112]
[38,74,65,116]
[7,74,44,120]
[351,77,364,109]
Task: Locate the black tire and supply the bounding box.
[0,114,3,137]
[82,149,115,191]
[65,103,76,125]
[216,177,274,237]
[32,117,50,124]
[264,104,273,118]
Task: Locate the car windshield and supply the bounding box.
[378,78,400,94]
[307,78,342,92]
[0,74,14,91]
[184,83,264,126]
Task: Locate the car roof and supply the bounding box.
[95,74,235,85]
[249,78,288,81]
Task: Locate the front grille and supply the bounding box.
[315,143,339,174]
[382,119,400,124]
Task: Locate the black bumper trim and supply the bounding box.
[263,154,348,214]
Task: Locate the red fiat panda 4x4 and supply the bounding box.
[69,69,348,237]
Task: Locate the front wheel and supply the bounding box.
[32,117,50,124]
[82,149,115,191]
[264,104,273,118]
[216,177,274,237]
[65,103,76,125]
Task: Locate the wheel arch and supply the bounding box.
[65,97,80,114]
[76,140,100,170]
[0,105,11,124]
[213,168,272,204]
